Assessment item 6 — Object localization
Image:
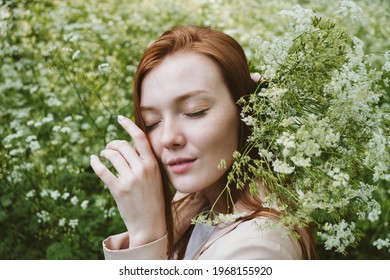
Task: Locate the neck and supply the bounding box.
[203,183,234,214]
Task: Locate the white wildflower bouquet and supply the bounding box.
[197,6,389,255]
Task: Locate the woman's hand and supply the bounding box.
[90,115,166,248]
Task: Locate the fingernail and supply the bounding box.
[118,115,125,122]
[90,154,98,160]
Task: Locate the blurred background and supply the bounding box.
[0,0,389,259]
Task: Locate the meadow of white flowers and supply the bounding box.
[1,0,389,259]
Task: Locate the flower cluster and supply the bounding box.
[192,210,250,226]
[237,6,389,254]
[195,5,389,255]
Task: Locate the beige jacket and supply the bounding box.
[102,192,304,260]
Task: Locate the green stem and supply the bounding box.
[56,57,102,134]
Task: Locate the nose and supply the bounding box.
[161,119,186,149]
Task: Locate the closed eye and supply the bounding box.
[145,122,159,132]
[185,109,208,118]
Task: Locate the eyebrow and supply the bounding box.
[140,89,210,112]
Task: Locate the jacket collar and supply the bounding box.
[191,219,245,259]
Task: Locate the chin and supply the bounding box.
[173,184,202,194]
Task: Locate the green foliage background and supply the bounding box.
[1,0,389,259]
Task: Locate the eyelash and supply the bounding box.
[185,109,208,118]
[145,122,158,132]
[145,109,208,131]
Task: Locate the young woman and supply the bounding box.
[90,25,316,259]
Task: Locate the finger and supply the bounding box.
[106,140,142,167]
[117,115,154,161]
[90,154,117,186]
[100,149,132,176]
[250,72,261,83]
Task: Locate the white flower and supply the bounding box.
[60,126,71,133]
[319,220,356,253]
[64,32,81,43]
[34,121,42,128]
[22,163,32,171]
[373,238,390,252]
[42,114,54,123]
[26,135,37,143]
[0,6,11,21]
[50,190,61,200]
[276,132,296,149]
[98,63,110,73]
[104,207,117,218]
[64,116,73,122]
[4,131,23,143]
[254,36,292,77]
[107,124,116,131]
[258,87,288,107]
[62,192,70,200]
[58,218,66,227]
[80,200,89,210]
[297,139,321,157]
[9,168,23,183]
[337,0,366,23]
[72,50,80,60]
[290,155,311,167]
[40,189,48,198]
[324,131,340,147]
[81,122,91,130]
[21,163,33,170]
[26,190,35,198]
[70,131,80,143]
[95,198,107,209]
[327,168,350,188]
[26,120,35,126]
[57,157,67,165]
[263,68,277,80]
[272,159,295,174]
[192,214,213,226]
[36,210,50,223]
[367,201,381,222]
[373,162,389,182]
[383,51,390,72]
[70,196,78,205]
[278,5,315,34]
[241,115,256,126]
[29,141,41,151]
[46,164,54,175]
[68,219,79,229]
[9,148,25,156]
[46,96,63,107]
[10,120,20,129]
[280,117,295,127]
[61,47,72,53]
[259,149,273,161]
[95,116,104,123]
[216,212,249,224]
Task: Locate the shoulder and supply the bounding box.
[198,217,302,259]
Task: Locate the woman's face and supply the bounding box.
[140,51,239,195]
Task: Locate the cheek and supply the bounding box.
[200,114,239,159]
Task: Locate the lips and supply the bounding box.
[167,158,196,174]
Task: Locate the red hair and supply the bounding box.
[133,26,316,259]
